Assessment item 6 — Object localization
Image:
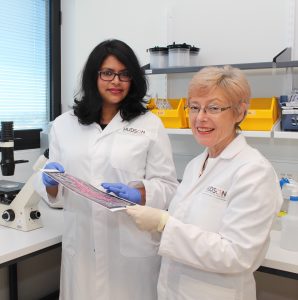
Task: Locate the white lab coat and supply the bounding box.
[40,110,178,300]
[157,134,283,300]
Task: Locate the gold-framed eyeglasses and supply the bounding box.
[188,105,232,115]
[98,69,132,82]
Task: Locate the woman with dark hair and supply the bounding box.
[73,39,148,125]
[40,39,178,300]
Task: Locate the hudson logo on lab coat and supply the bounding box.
[204,185,227,200]
[123,127,146,135]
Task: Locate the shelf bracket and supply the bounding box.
[273,47,292,66]
[272,48,295,93]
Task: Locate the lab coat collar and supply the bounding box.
[217,134,247,160]
[97,111,129,138]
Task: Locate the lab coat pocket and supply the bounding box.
[119,213,159,257]
[179,275,236,300]
[111,133,149,174]
[62,210,77,257]
[185,191,228,231]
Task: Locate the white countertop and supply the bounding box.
[262,230,298,274]
[0,200,63,265]
[1,202,298,275]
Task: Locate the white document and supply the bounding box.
[41,170,135,212]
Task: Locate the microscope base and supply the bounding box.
[0,174,43,231]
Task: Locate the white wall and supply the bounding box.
[61,0,169,111]
[1,1,297,299]
[61,0,295,110]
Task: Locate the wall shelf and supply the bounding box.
[274,130,298,139]
[147,47,298,140]
[166,128,272,138]
[273,120,298,139]
[143,48,298,75]
[241,130,272,138]
[166,129,193,135]
[166,120,298,139]
[144,61,298,75]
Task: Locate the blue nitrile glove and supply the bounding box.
[42,162,65,187]
[101,183,141,204]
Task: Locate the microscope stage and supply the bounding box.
[0,180,24,205]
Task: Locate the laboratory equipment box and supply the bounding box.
[148,98,188,128]
[280,112,298,131]
[240,97,279,131]
[279,95,298,131]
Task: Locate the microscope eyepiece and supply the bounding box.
[1,121,14,142]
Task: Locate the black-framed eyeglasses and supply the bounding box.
[98,69,132,82]
[188,105,232,115]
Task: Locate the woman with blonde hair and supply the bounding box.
[126,65,283,300]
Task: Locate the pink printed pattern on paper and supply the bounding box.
[44,172,134,209]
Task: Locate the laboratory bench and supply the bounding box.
[0,201,298,300]
[0,200,63,300]
[259,230,298,279]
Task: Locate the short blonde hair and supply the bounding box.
[188,65,251,108]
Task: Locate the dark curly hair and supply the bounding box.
[73,39,148,124]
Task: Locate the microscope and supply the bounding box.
[0,121,45,231]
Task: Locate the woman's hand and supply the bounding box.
[42,162,65,187]
[101,182,141,204]
[126,205,169,232]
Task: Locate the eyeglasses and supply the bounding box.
[98,70,132,82]
[188,105,232,115]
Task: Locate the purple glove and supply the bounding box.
[42,162,65,187]
[101,182,141,204]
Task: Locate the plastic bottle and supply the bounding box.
[279,177,298,213]
[147,46,168,69]
[167,42,191,67]
[280,194,298,251]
